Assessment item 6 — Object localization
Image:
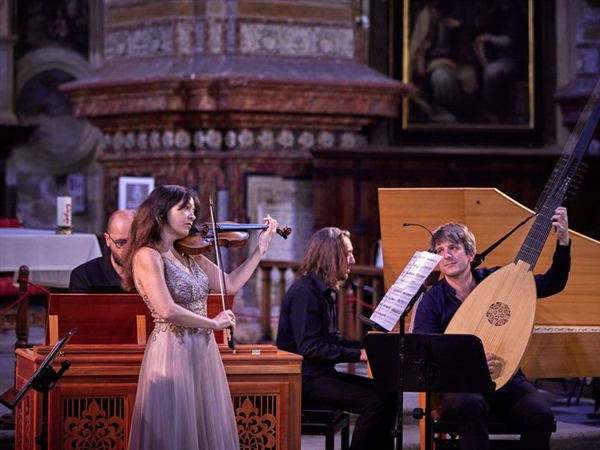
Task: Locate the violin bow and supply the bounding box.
[208,195,236,353]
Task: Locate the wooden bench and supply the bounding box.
[301,403,350,450]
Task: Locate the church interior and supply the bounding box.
[0,0,599,449]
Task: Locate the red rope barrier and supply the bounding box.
[16,277,52,296]
[0,278,51,316]
[0,292,29,316]
[344,296,375,310]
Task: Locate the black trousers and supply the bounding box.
[440,380,555,450]
[302,371,397,450]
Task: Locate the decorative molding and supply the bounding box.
[104,19,207,60]
[62,61,409,136]
[239,22,354,59]
[105,18,356,60]
[533,326,600,333]
[63,397,126,449]
[235,396,278,448]
[102,128,366,153]
[105,22,175,59]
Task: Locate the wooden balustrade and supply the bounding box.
[258,260,384,343]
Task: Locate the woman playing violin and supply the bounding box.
[122,184,279,450]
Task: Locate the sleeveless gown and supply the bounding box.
[128,255,240,450]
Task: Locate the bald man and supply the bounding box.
[68,210,135,293]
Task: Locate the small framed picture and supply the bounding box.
[118,176,155,210]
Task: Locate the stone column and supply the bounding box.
[0,0,35,217]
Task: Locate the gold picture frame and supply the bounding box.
[391,0,540,144]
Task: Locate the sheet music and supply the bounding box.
[368,251,442,332]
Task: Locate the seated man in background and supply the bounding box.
[276,227,397,450]
[68,210,134,293]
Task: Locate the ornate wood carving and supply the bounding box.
[15,345,301,450]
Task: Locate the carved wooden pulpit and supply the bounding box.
[14,293,301,450]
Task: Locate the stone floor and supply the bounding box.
[1,324,599,450]
[297,367,600,450]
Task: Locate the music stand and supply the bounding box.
[364,333,495,450]
[1,327,77,450]
[357,269,439,450]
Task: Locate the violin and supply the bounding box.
[175,221,292,255]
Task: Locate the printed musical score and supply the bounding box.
[369,251,442,332]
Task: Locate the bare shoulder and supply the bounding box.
[134,247,163,267]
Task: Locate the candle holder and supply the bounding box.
[56,226,73,235]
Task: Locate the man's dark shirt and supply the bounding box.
[68,252,122,293]
[276,274,362,377]
[413,241,571,386]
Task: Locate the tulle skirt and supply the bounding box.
[128,326,239,450]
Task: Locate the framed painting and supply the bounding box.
[118,176,154,210]
[390,0,542,145]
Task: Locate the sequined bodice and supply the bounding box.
[145,254,212,342]
[162,255,210,316]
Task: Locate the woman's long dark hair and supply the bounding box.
[121,185,200,292]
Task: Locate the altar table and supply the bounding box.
[0,228,102,288]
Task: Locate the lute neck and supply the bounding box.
[514,80,600,270]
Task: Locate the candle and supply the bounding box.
[57,196,72,227]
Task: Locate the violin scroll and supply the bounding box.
[276,225,292,239]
